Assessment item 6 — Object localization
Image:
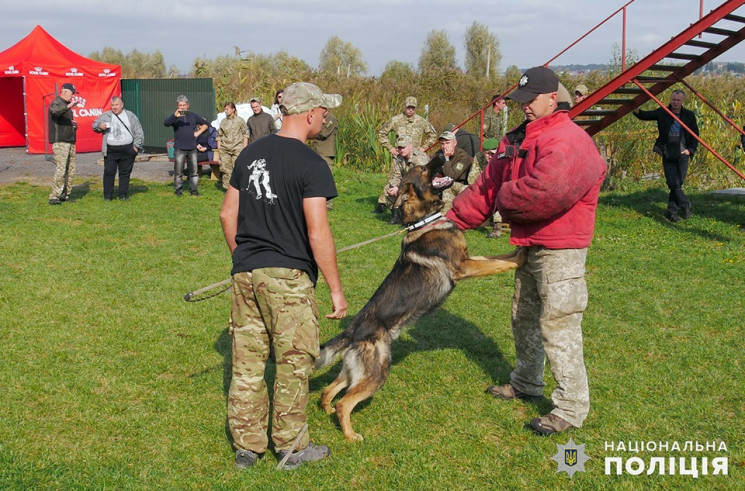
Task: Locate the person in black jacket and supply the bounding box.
[48,83,80,205]
[633,90,699,221]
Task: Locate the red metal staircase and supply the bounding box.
[570,0,745,136]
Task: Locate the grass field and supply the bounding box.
[1,170,743,489]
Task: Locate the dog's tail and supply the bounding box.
[315,333,351,370]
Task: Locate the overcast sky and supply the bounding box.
[3,0,745,76]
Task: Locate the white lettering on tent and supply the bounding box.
[66,67,84,77]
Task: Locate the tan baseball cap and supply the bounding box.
[438,130,456,141]
[395,135,411,147]
[405,96,417,108]
[574,84,589,96]
[280,82,342,115]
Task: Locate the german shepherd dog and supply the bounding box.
[315,158,525,441]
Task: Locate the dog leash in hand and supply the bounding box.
[184,222,415,302]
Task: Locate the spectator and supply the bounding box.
[217,102,248,190]
[92,96,144,201]
[310,112,339,210]
[482,94,508,140]
[633,90,699,221]
[219,81,347,470]
[447,66,606,436]
[270,89,284,130]
[574,84,589,105]
[377,96,437,156]
[164,95,209,196]
[48,83,79,205]
[431,130,473,214]
[247,97,277,144]
[444,123,478,157]
[373,134,430,223]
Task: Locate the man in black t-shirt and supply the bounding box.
[220,82,348,471]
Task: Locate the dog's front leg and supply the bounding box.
[456,248,526,280]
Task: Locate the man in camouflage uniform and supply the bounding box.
[431,131,473,214]
[220,82,348,470]
[310,112,339,210]
[447,66,606,436]
[48,83,80,205]
[217,102,248,190]
[377,96,436,156]
[471,138,503,238]
[482,94,508,141]
[373,134,429,223]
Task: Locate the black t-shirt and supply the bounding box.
[230,134,337,284]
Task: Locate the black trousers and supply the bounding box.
[103,144,136,199]
[662,154,690,215]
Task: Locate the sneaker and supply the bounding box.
[372,203,386,214]
[60,196,75,203]
[190,190,200,197]
[235,449,260,470]
[104,197,113,202]
[530,413,576,436]
[486,383,536,401]
[49,198,61,205]
[681,205,691,220]
[665,212,680,223]
[175,190,183,197]
[118,195,130,201]
[277,442,330,470]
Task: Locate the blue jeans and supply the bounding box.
[174,148,198,193]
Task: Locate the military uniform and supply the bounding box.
[376,148,429,208]
[482,107,508,140]
[377,113,436,152]
[48,91,77,202]
[311,113,338,170]
[218,113,247,190]
[436,146,473,213]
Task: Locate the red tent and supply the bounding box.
[0,25,121,153]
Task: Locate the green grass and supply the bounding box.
[1,172,743,489]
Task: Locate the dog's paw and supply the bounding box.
[322,404,336,415]
[344,432,364,442]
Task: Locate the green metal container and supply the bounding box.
[121,78,215,153]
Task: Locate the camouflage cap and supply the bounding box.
[438,130,456,141]
[281,82,342,115]
[395,135,411,147]
[250,96,261,103]
[404,96,417,108]
[574,84,589,96]
[482,138,499,151]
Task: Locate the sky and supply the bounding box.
[3,0,745,76]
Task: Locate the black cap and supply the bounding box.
[508,66,558,104]
[61,83,78,94]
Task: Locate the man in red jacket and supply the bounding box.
[447,66,606,435]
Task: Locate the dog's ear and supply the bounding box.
[393,181,413,209]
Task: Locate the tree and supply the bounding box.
[381,60,416,81]
[464,21,501,79]
[319,36,367,76]
[418,30,457,74]
[88,47,165,78]
[505,65,522,83]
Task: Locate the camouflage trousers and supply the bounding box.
[440,182,468,214]
[49,142,76,200]
[509,247,590,427]
[219,145,242,190]
[227,268,320,454]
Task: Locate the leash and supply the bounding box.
[183,224,414,302]
[276,423,308,470]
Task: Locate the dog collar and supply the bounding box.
[407,212,444,231]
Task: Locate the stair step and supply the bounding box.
[723,13,745,23]
[635,76,674,82]
[648,64,682,71]
[614,87,644,94]
[704,26,738,36]
[573,119,604,125]
[666,52,700,61]
[599,98,637,105]
[583,109,618,116]
[684,39,719,49]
